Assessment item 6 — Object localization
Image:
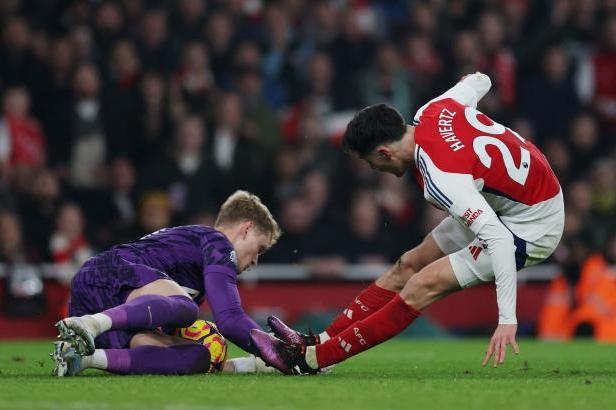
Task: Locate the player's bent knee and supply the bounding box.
[400,272,441,310]
[398,250,421,276]
[168,295,199,327]
[378,250,420,291]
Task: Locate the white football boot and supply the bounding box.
[51,341,85,377]
[55,317,96,356]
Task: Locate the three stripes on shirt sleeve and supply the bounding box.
[417,148,453,210]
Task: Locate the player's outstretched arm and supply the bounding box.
[416,151,519,367]
[440,72,492,108]
[413,73,491,124]
[475,217,520,367]
[204,267,263,354]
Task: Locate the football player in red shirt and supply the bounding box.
[250,73,565,374]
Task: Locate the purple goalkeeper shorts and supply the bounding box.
[68,250,171,349]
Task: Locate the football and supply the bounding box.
[177,320,228,372]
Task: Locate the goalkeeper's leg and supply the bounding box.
[306,256,461,369]
[53,331,210,376]
[321,234,445,341]
[57,280,198,355]
[54,344,210,376]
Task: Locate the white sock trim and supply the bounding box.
[84,313,112,336]
[82,349,108,370]
[92,313,113,333]
[228,356,257,373]
[254,356,279,373]
[305,345,319,370]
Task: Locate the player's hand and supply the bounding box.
[482,324,519,368]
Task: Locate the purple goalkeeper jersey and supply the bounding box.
[110,225,261,352]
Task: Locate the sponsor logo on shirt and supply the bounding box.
[462,208,483,226]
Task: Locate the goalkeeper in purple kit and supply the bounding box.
[52,191,281,376]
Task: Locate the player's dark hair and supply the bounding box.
[341,104,407,156]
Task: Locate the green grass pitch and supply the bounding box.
[1,339,615,410]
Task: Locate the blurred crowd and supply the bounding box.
[0,0,615,286]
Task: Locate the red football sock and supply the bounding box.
[315,295,420,368]
[324,282,397,338]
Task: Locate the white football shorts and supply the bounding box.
[431,193,565,288]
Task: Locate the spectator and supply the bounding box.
[0,210,44,316]
[104,39,142,158]
[359,42,415,121]
[263,193,345,276]
[141,115,219,220]
[0,210,38,263]
[591,159,616,221]
[402,33,442,100]
[85,157,138,247]
[174,0,207,41]
[568,112,602,174]
[205,10,235,84]
[341,189,395,264]
[0,16,36,87]
[294,110,339,173]
[301,168,332,225]
[39,37,75,166]
[294,1,340,66]
[521,45,580,142]
[132,191,173,239]
[210,92,265,201]
[135,71,171,164]
[270,145,302,208]
[282,51,352,142]
[171,41,214,119]
[49,202,93,282]
[262,194,316,264]
[543,139,573,185]
[329,10,375,93]
[262,3,296,105]
[0,87,46,192]
[136,8,175,75]
[565,179,606,247]
[235,66,281,155]
[67,64,107,189]
[592,15,616,131]
[94,1,126,61]
[447,30,484,86]
[376,173,423,256]
[18,169,61,261]
[408,2,438,39]
[70,25,95,64]
[477,10,516,113]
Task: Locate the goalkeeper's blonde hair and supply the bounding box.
[215,190,281,246]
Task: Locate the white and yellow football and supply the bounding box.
[177,320,228,372]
